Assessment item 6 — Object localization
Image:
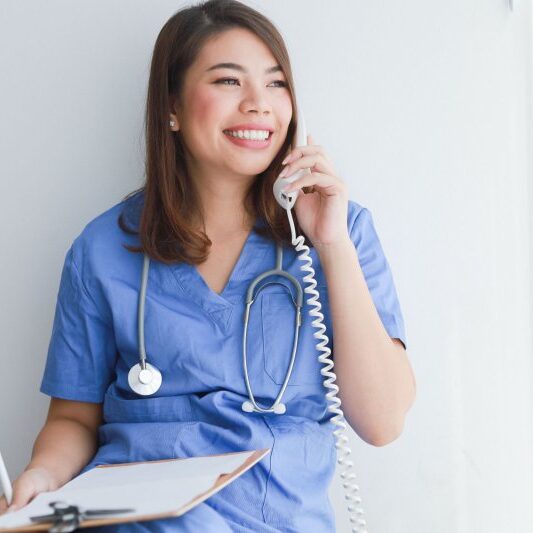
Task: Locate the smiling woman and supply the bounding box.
[118,8,309,266]
[0,0,416,530]
[3,1,349,532]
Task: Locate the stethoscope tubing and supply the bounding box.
[241,243,303,414]
[130,242,304,415]
[138,254,150,370]
[127,215,369,529]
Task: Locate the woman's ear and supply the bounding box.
[169,97,180,131]
[169,112,179,131]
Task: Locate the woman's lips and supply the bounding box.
[222,130,273,149]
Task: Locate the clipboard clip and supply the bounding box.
[30,500,135,532]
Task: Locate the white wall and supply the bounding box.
[0,1,531,532]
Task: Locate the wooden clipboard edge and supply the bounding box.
[1,448,271,532]
[80,447,271,528]
[95,447,268,469]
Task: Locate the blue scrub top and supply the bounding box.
[40,191,407,533]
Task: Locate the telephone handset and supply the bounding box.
[273,107,369,533]
[272,107,309,210]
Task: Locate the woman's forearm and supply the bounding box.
[25,418,98,489]
[316,237,416,446]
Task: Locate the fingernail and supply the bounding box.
[282,155,291,164]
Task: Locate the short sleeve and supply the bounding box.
[349,205,407,349]
[40,244,118,402]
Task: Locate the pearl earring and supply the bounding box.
[170,120,175,127]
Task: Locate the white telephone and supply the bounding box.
[273,108,369,533]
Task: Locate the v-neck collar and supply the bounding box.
[120,192,272,330]
[169,217,270,331]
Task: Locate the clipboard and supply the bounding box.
[0,448,270,531]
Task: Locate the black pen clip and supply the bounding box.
[30,500,135,532]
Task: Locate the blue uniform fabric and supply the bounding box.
[40,192,407,532]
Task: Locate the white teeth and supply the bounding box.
[224,129,270,141]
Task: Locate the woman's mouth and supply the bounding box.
[222,129,273,149]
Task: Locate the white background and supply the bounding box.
[0,1,532,532]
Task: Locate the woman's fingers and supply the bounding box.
[8,477,35,512]
[0,468,56,515]
[0,494,8,514]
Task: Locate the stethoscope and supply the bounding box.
[128,242,304,415]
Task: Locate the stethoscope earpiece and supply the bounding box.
[273,403,286,415]
[241,400,286,414]
[241,401,254,413]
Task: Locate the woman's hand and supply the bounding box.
[0,467,57,515]
[279,134,350,248]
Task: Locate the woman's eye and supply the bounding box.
[215,78,287,88]
[216,78,239,85]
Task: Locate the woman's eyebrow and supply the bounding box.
[205,62,282,74]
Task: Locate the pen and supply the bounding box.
[0,451,13,506]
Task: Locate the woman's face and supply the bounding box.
[171,27,293,181]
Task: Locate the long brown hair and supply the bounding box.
[118,0,309,265]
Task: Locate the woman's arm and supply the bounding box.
[0,398,102,513]
[25,398,102,489]
[316,237,416,446]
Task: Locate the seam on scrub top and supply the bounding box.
[69,245,113,323]
[379,311,407,349]
[165,265,234,331]
[260,416,275,524]
[349,205,408,349]
[40,381,103,403]
[204,501,262,533]
[348,204,369,243]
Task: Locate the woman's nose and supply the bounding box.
[240,85,273,114]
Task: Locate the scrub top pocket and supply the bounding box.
[260,285,332,386]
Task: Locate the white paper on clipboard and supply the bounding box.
[0,449,270,531]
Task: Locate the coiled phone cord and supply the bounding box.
[284,206,368,533]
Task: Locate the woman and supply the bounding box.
[0,0,415,531]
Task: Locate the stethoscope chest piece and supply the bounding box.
[128,362,162,396]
